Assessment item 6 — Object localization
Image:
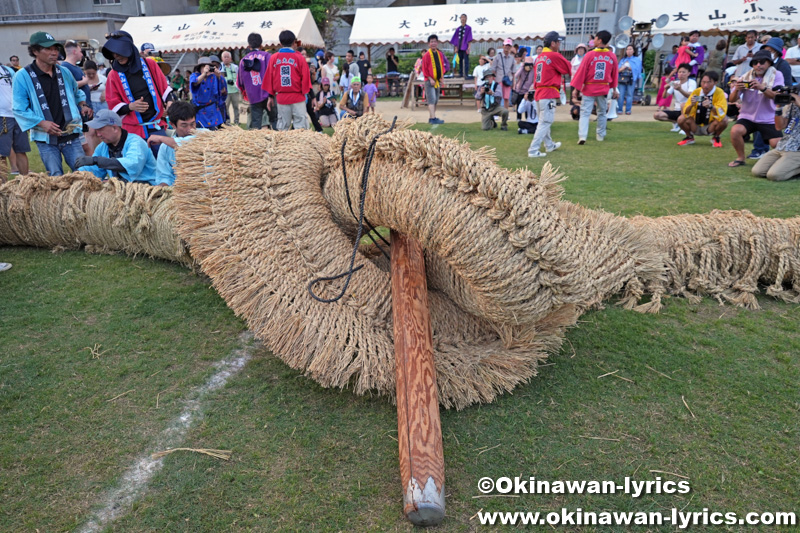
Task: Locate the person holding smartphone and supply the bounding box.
[732,30,762,79]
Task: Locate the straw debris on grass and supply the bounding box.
[151,448,232,461]
[2,116,799,410]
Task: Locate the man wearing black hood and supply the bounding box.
[102,31,173,147]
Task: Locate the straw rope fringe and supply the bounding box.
[2,116,799,408]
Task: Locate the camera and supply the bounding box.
[773,84,800,106]
[208,65,216,72]
[525,90,535,101]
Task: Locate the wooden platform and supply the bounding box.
[402,77,476,108]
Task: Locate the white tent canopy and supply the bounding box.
[630,0,800,36]
[119,9,324,53]
[349,0,566,46]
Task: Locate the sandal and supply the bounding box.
[728,160,746,168]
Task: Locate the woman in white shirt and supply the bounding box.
[321,52,340,96]
[83,60,107,114]
[472,56,489,110]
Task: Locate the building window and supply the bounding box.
[562,0,597,14]
[93,0,122,5]
[565,17,599,36]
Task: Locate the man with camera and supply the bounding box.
[675,71,728,147]
[221,51,240,126]
[727,50,784,167]
[516,89,538,134]
[190,56,226,130]
[479,69,508,130]
[751,85,800,180]
[570,30,618,145]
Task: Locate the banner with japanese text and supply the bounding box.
[631,0,800,35]
[349,0,566,46]
[118,9,324,53]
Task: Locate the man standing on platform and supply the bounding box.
[528,31,571,158]
[450,14,473,79]
[421,34,448,124]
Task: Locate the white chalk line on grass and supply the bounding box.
[78,331,258,533]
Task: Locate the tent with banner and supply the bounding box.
[349,0,566,47]
[629,0,800,35]
[119,9,325,53]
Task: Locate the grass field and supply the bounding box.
[1,121,798,531]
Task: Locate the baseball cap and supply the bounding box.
[29,31,64,52]
[483,68,495,77]
[576,42,587,51]
[544,31,564,43]
[351,76,362,84]
[321,77,331,85]
[503,38,513,46]
[140,42,155,52]
[86,109,122,129]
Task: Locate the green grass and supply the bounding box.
[1,122,798,531]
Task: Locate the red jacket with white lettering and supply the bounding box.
[533,50,571,101]
[262,48,311,105]
[570,48,619,97]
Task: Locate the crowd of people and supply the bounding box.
[3,25,800,193]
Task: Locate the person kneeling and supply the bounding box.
[479,69,508,131]
[676,71,728,147]
[339,77,366,119]
[147,101,205,186]
[75,109,159,185]
[752,91,800,181]
[516,90,538,134]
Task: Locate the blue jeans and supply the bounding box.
[752,131,768,154]
[617,83,634,113]
[36,139,84,176]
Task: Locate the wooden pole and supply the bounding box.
[390,230,446,527]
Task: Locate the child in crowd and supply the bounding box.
[363,74,378,113]
[673,37,693,70]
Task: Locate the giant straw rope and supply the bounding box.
[1,116,798,409]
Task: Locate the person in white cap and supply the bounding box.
[492,38,517,108]
[74,108,160,184]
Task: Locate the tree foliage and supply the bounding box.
[199,0,342,32]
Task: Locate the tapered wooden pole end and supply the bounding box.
[404,476,445,527]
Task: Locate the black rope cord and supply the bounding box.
[308,117,398,303]
[340,138,392,258]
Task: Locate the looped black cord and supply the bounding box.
[340,140,392,258]
[308,117,398,303]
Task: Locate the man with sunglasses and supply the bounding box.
[727,50,784,167]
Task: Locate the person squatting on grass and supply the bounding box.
[528,31,571,158]
[653,64,696,131]
[479,69,508,131]
[570,30,618,145]
[74,108,160,185]
[516,89,538,135]
[676,71,728,148]
[263,30,311,131]
[339,76,367,119]
[727,50,784,168]
[751,90,800,181]
[13,32,93,176]
[148,101,205,186]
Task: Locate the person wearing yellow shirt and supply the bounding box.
[676,71,728,148]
